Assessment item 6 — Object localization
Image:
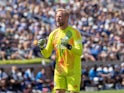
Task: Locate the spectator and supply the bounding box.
[89,65,100,87]
[35,67,52,92]
[8,66,22,92]
[32,39,41,57]
[24,67,35,88]
[81,66,91,90]
[113,65,122,89]
[120,63,124,88]
[0,68,8,92]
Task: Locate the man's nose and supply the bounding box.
[58,16,62,20]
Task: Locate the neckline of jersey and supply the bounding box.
[59,26,70,33]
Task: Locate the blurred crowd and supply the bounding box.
[0,62,124,93]
[0,65,54,93]
[0,0,124,62]
[81,62,124,90]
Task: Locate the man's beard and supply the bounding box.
[56,22,64,27]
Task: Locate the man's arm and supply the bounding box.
[71,29,83,56]
[71,38,83,56]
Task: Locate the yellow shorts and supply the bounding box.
[54,73,81,92]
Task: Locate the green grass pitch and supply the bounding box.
[79,89,124,93]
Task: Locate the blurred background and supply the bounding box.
[0,0,124,93]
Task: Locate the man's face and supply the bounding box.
[56,11,67,27]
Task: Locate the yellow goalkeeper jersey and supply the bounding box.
[41,26,83,76]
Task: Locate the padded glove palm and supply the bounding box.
[38,39,46,50]
[61,38,72,50]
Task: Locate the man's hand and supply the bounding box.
[61,38,68,47]
[38,39,46,50]
[61,38,72,50]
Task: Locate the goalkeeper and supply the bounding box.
[38,8,83,93]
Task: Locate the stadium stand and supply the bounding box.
[0,0,124,92]
[0,0,124,62]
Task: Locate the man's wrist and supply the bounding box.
[40,46,45,50]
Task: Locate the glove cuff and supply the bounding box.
[66,44,72,50]
[40,46,45,50]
